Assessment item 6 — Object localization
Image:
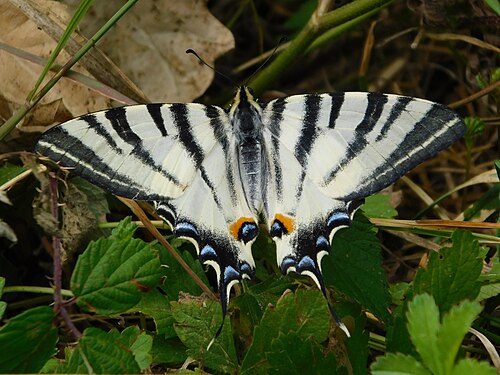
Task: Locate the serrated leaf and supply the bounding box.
[63,327,140,373]
[241,289,331,374]
[111,216,138,240]
[452,358,497,375]
[0,306,58,373]
[323,213,391,322]
[267,331,338,374]
[131,288,176,338]
[406,294,483,375]
[151,336,187,367]
[158,243,208,300]
[171,297,238,374]
[363,194,398,219]
[71,235,162,315]
[412,231,482,313]
[406,294,442,375]
[437,300,482,374]
[120,326,153,371]
[371,353,431,375]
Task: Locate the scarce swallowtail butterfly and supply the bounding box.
[35,86,465,338]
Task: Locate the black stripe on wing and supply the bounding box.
[328,92,345,129]
[294,95,322,200]
[36,127,165,201]
[147,103,168,137]
[342,103,465,201]
[205,105,238,203]
[326,92,388,184]
[267,97,286,201]
[170,104,223,210]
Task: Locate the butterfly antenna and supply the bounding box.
[186,49,237,88]
[244,37,286,87]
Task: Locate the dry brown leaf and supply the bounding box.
[0,0,111,128]
[71,0,235,102]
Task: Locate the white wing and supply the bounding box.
[262,92,464,319]
[36,103,259,314]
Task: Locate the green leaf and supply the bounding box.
[131,288,176,338]
[171,297,238,374]
[0,306,58,373]
[386,304,413,355]
[158,242,208,300]
[323,213,391,322]
[451,358,497,375]
[0,162,27,186]
[437,300,482,375]
[267,331,338,374]
[412,231,482,313]
[150,336,187,367]
[363,194,398,219]
[241,288,331,374]
[371,353,431,375]
[111,216,138,240]
[71,233,163,315]
[483,0,500,15]
[0,277,5,319]
[406,294,442,375]
[477,253,500,301]
[63,327,141,373]
[120,326,153,371]
[406,294,483,375]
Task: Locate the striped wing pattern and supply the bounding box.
[35,88,465,336]
[35,103,259,316]
[262,92,464,329]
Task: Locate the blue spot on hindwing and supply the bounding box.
[200,244,217,261]
[298,256,315,271]
[280,256,296,274]
[224,266,240,282]
[316,235,329,249]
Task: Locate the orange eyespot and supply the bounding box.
[230,217,257,241]
[273,213,295,234]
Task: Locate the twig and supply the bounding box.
[49,173,82,338]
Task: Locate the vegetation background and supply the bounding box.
[0,0,498,373]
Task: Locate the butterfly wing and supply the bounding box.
[262,92,465,303]
[36,103,259,314]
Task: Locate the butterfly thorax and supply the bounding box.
[230,87,266,213]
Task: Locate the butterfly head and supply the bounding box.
[230,87,263,141]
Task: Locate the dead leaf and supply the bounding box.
[0,0,111,128]
[70,0,235,102]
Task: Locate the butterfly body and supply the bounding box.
[36,86,465,334]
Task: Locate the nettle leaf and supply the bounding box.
[363,193,398,219]
[323,213,391,322]
[412,231,483,313]
[131,288,177,338]
[71,228,163,315]
[371,353,431,375]
[0,306,58,373]
[407,294,483,375]
[111,216,138,240]
[241,288,331,374]
[150,336,187,367]
[119,326,153,371]
[171,297,238,374]
[157,242,208,300]
[62,327,141,373]
[267,331,338,374]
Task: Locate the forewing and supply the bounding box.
[36,103,259,314]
